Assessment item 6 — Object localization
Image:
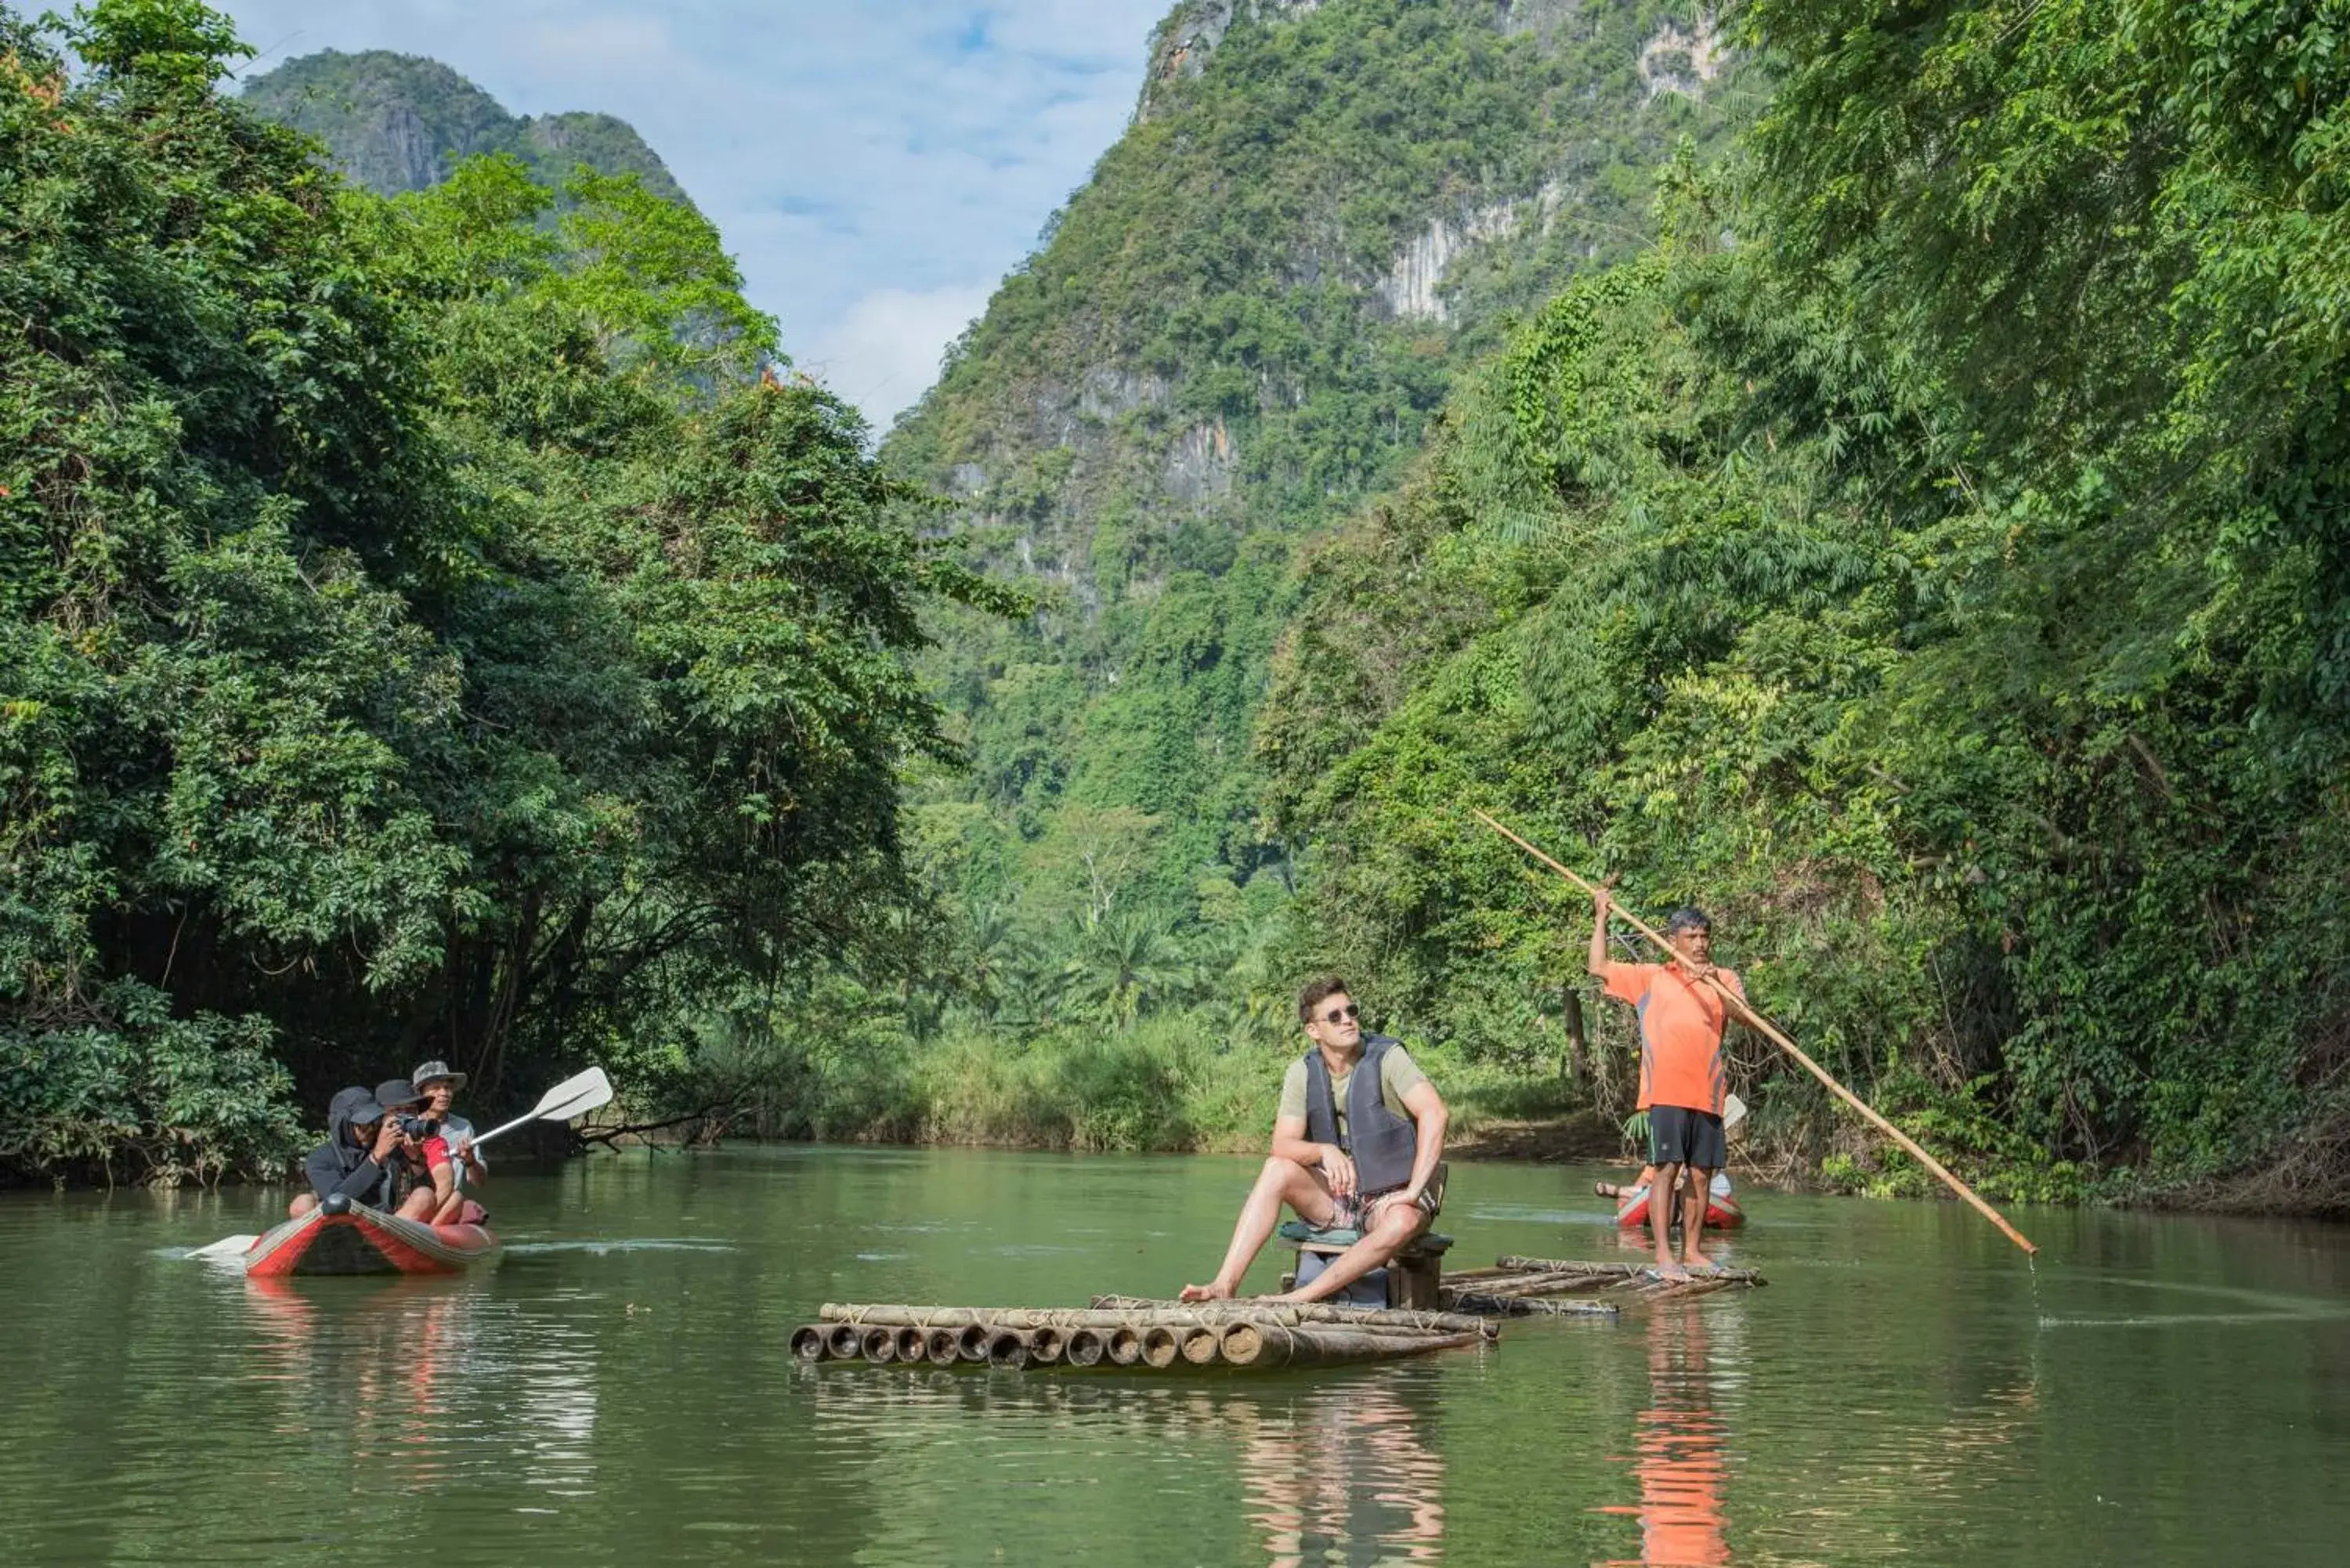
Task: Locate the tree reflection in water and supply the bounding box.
[1598,1301,1731,1566]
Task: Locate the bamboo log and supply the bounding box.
[986,1328,1032,1368]
[1180,1327,1223,1366]
[1494,1256,1766,1286]
[926,1328,963,1364]
[1442,1295,1621,1319]
[1217,1323,1488,1368]
[956,1324,992,1361]
[1141,1326,1183,1369]
[1472,807,2039,1257]
[1106,1328,1142,1366]
[790,1325,830,1361]
[820,1301,1498,1339]
[1029,1327,1067,1366]
[1065,1328,1107,1367]
[825,1324,866,1360]
[894,1327,929,1363]
[862,1327,898,1363]
[1084,1298,1499,1339]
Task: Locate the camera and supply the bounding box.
[396,1114,433,1138]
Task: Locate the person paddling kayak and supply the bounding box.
[1589,889,1742,1279]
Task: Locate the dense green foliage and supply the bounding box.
[0,2,992,1183]
[1256,2,2350,1205]
[240,48,693,207]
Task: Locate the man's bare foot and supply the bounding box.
[1594,1180,1620,1198]
[1654,1259,1690,1282]
[1179,1281,1234,1302]
[1682,1255,1714,1274]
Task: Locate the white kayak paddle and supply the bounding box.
[185,1066,614,1260]
[467,1065,615,1153]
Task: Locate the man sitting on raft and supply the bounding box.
[1589,889,1741,1279]
[1182,977,1449,1304]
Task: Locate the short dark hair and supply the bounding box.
[1664,905,1712,935]
[1297,975,1351,1024]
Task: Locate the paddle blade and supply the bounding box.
[472,1066,616,1151]
[529,1065,613,1122]
[189,1234,259,1260]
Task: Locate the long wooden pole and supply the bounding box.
[1470,807,2038,1257]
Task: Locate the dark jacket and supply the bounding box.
[303,1086,395,1207]
[1302,1035,1422,1196]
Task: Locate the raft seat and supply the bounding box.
[1278,1221,1454,1310]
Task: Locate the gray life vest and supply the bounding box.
[1302,1035,1419,1196]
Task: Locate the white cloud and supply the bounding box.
[799,282,996,432]
[206,1,1172,422]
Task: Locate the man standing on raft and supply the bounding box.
[1589,890,1741,1278]
[1182,977,1448,1303]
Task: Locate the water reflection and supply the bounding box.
[1598,1302,1731,1566]
[1238,1380,1446,1566]
[797,1366,1448,1565]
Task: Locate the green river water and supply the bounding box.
[5,1145,2348,1566]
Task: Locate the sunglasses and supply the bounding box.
[1320,1003,1360,1024]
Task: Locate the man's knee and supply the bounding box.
[1259,1154,1310,1185]
[288,1193,317,1218]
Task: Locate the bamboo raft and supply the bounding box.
[793,1299,1502,1372]
[1440,1255,1766,1313]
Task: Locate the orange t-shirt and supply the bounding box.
[1600,962,1742,1114]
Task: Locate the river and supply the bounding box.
[5,1146,2346,1565]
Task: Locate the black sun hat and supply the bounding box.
[374,1078,427,1112]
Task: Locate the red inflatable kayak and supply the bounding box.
[1614,1189,1744,1230]
[244,1197,501,1277]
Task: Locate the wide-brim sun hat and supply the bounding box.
[410,1059,468,1089]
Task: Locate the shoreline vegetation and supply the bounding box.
[8,3,2349,1219]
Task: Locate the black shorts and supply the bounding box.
[1648,1104,1727,1170]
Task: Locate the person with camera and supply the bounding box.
[290,1086,429,1219]
[408,1060,488,1226]
[370,1078,449,1222]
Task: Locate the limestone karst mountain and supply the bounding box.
[884,0,1742,929]
[239,49,694,208]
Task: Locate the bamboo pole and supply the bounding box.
[790,1326,830,1361]
[1106,1327,1143,1366]
[826,1324,866,1360]
[1141,1326,1183,1369]
[820,1301,1498,1339]
[1493,1256,1767,1285]
[1029,1327,1067,1366]
[1065,1328,1108,1367]
[1217,1323,1488,1368]
[955,1324,992,1361]
[986,1328,1032,1368]
[1470,807,2040,1257]
[1083,1298,1499,1339]
[862,1327,898,1363]
[1442,1295,1623,1319]
[925,1328,963,1364]
[1180,1327,1223,1366]
[894,1327,929,1363]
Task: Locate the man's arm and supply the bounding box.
[1397,1080,1448,1204]
[1271,1113,1353,1197]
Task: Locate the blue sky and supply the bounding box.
[211,2,1174,428]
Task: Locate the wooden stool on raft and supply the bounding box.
[1271,1160,1447,1309]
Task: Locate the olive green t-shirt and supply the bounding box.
[1277,1045,1430,1145]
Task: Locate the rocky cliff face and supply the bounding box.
[888,0,1742,903]
[240,51,694,208]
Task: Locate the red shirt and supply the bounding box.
[1600,962,1742,1114]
